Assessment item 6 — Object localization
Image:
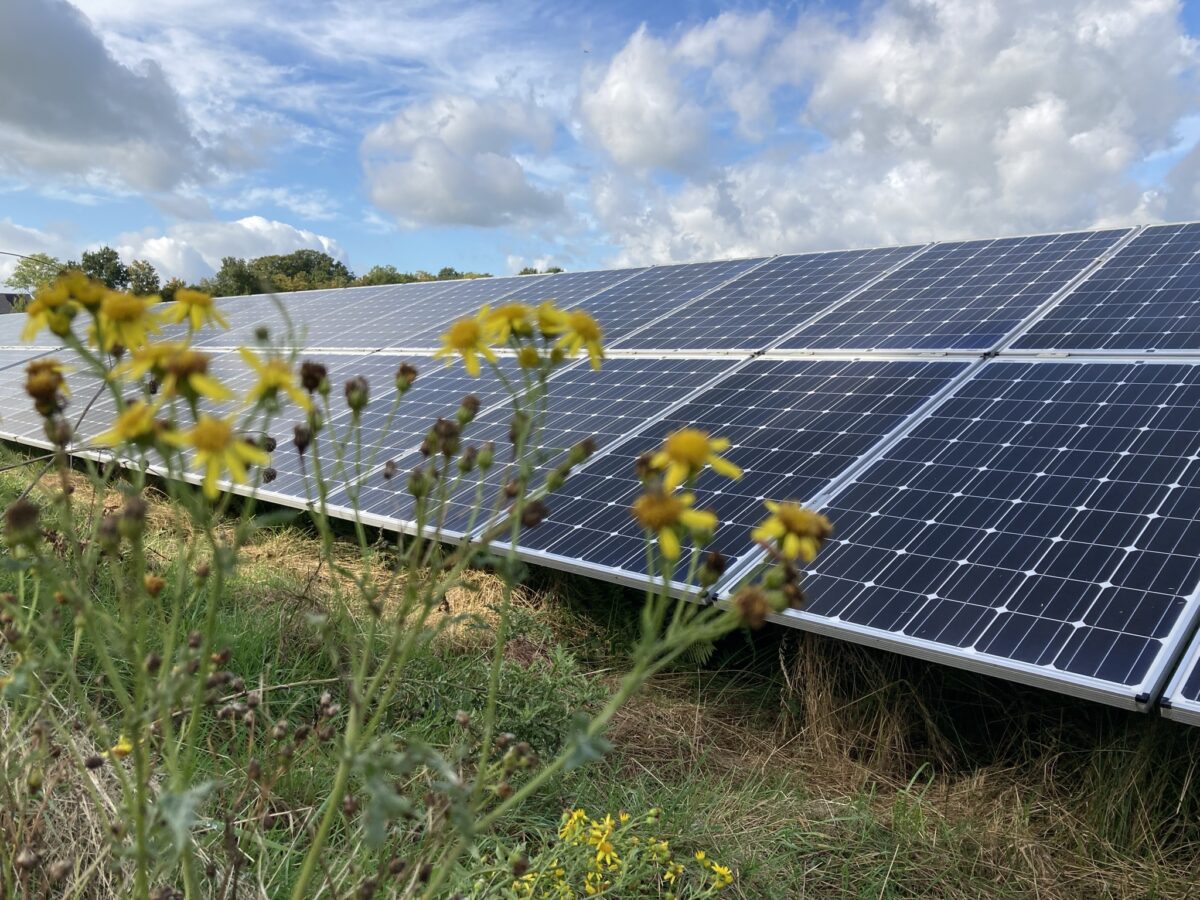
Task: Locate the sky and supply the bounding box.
[2,0,1200,284]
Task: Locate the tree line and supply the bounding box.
[4,247,564,300]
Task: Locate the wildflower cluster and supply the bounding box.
[434,300,604,376]
[509,807,732,898]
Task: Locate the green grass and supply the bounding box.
[3,442,1200,897]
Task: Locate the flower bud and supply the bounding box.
[344,376,369,413]
[293,424,312,455]
[395,363,418,393]
[456,394,480,427]
[4,499,40,549]
[299,360,328,394]
[477,442,494,471]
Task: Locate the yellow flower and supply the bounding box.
[560,808,588,842]
[649,428,742,490]
[239,347,312,411]
[433,308,497,377]
[91,401,167,448]
[92,291,161,351]
[162,288,228,331]
[618,811,631,824]
[751,501,833,563]
[169,414,270,499]
[630,490,717,561]
[540,304,604,369]
[486,302,535,342]
[23,284,75,340]
[595,839,619,868]
[117,343,233,403]
[663,861,684,884]
[107,734,135,759]
[710,863,733,888]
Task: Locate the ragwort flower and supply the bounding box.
[631,490,717,560]
[170,414,270,499]
[649,428,742,490]
[161,288,228,331]
[91,401,169,449]
[433,308,497,377]
[539,303,604,369]
[486,302,535,342]
[239,347,312,411]
[751,501,832,563]
[92,291,161,351]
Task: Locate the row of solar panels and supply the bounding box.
[7,221,1200,357]
[6,221,1200,724]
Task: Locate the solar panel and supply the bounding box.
[576,258,764,343]
[615,245,921,351]
[509,358,966,589]
[1160,629,1200,725]
[0,313,63,349]
[1013,223,1200,352]
[779,229,1128,351]
[760,360,1200,707]
[195,278,521,351]
[332,356,736,539]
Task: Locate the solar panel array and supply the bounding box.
[12,224,1200,718]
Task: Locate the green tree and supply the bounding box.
[80,246,129,290]
[200,257,261,297]
[354,264,419,286]
[127,259,161,296]
[518,266,564,275]
[4,252,62,293]
[159,277,187,303]
[252,249,353,292]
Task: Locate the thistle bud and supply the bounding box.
[395,363,418,393]
[255,326,270,343]
[699,550,728,587]
[143,575,166,597]
[477,442,494,471]
[456,394,480,427]
[733,585,770,629]
[520,500,550,529]
[407,467,429,499]
[4,499,40,549]
[382,459,397,480]
[293,424,312,455]
[97,514,120,554]
[300,360,328,394]
[458,445,477,474]
[566,437,598,467]
[262,467,277,485]
[344,376,369,413]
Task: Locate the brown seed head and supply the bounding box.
[299,360,328,394]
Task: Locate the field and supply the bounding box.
[2,442,1199,898]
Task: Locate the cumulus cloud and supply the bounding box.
[0,220,75,283]
[115,216,345,282]
[0,0,207,192]
[579,26,708,172]
[362,94,565,228]
[590,0,1200,264]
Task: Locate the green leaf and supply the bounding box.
[156,782,214,857]
[563,715,612,771]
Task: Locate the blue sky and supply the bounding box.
[2,0,1200,284]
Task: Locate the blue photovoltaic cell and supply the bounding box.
[195,278,527,350]
[790,360,1200,700]
[575,258,763,344]
[332,356,735,537]
[511,358,965,588]
[1014,223,1200,351]
[617,245,920,351]
[780,229,1128,351]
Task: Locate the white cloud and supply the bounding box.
[216,186,341,222]
[0,220,74,282]
[579,26,707,172]
[362,94,565,227]
[591,0,1200,264]
[115,216,345,282]
[0,0,208,192]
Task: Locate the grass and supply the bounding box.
[3,442,1200,897]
